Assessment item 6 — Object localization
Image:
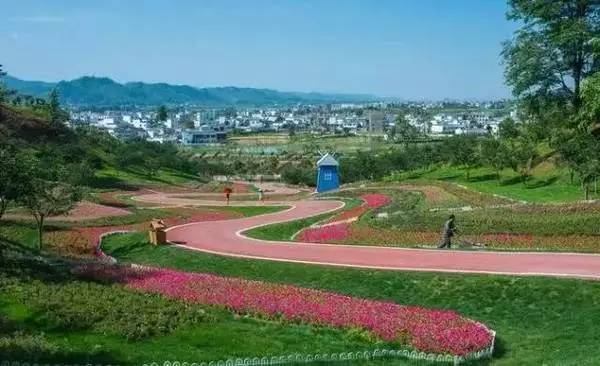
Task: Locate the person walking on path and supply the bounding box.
[438,214,457,249]
[257,187,264,202]
[224,187,233,205]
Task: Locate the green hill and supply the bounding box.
[3,75,376,107]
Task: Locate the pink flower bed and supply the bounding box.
[297,223,351,242]
[326,206,369,224]
[361,194,392,208]
[73,264,493,356]
[301,194,391,243]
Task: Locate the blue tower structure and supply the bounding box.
[316,153,340,193]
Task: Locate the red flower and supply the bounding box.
[73,264,494,356]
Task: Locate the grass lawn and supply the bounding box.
[102,232,600,365]
[244,212,332,241]
[94,166,201,188]
[388,163,599,203]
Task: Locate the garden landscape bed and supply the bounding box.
[73,262,495,361]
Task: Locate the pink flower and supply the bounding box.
[73,264,494,356]
[361,194,391,208]
[298,223,350,242]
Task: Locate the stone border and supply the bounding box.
[140,337,495,365]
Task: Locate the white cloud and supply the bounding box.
[10,16,66,23]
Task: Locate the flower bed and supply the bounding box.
[361,194,392,208]
[297,223,351,242]
[45,209,239,258]
[73,263,494,357]
[300,194,391,243]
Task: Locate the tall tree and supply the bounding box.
[480,138,509,182]
[20,160,82,251]
[556,131,600,198]
[503,1,600,118]
[156,105,168,123]
[47,89,68,126]
[580,71,600,135]
[445,135,480,179]
[0,64,7,103]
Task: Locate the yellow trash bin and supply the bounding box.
[149,219,167,245]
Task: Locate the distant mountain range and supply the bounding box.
[2,75,377,107]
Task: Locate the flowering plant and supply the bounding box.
[74,264,494,356]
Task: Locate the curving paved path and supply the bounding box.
[138,183,600,280]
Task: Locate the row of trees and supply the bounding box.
[501,0,600,198]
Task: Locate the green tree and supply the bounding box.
[156,105,168,124]
[180,113,195,129]
[0,64,7,104]
[580,72,600,135]
[0,148,34,219]
[480,138,509,182]
[21,161,82,251]
[394,115,420,141]
[557,132,600,199]
[505,134,539,185]
[47,89,69,126]
[498,117,520,140]
[445,135,480,179]
[503,1,600,115]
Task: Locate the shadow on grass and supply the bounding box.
[499,176,524,186]
[524,176,559,189]
[437,174,463,181]
[89,175,138,191]
[104,239,150,258]
[466,174,499,183]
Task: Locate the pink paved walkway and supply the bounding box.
[162,199,600,280]
[134,184,600,280]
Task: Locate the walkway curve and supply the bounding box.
[137,184,600,280]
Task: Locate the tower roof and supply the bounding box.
[316,153,339,167]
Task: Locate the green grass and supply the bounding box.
[216,205,288,217]
[244,212,332,241]
[389,164,600,203]
[0,257,389,365]
[95,166,200,188]
[102,233,600,365]
[244,198,361,241]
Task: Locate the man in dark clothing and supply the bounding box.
[438,214,456,249]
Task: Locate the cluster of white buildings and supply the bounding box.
[403,110,516,137]
[67,101,515,145]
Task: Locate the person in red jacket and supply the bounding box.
[223,187,233,205]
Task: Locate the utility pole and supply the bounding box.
[369,111,373,151]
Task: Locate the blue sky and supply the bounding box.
[1,0,516,99]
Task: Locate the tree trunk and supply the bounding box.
[36,215,45,251]
[0,198,6,220]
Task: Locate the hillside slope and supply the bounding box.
[3,75,376,107]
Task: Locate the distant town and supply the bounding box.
[68,100,515,145]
